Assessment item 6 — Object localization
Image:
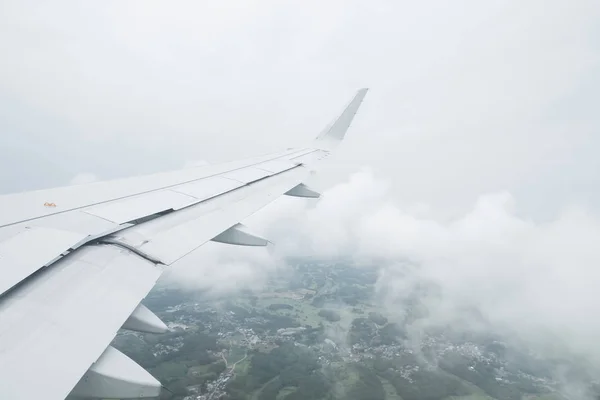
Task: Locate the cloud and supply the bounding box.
[2,0,600,392]
[157,165,600,395]
[1,0,600,220]
[161,165,600,374]
[69,172,98,185]
[161,241,284,297]
[246,169,600,371]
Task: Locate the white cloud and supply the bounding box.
[69,172,98,185]
[248,170,600,371]
[158,166,600,385]
[161,241,285,297]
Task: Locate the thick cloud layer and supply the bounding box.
[163,241,282,296]
[267,171,600,364]
[166,168,600,376]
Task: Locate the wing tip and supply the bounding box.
[314,87,369,148]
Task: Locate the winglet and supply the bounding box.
[315,88,368,149]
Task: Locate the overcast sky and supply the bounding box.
[3,2,600,391]
[1,0,600,219]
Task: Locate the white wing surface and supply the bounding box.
[0,88,368,399]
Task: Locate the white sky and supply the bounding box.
[3,1,600,389]
[1,0,599,219]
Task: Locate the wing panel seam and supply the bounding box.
[0,149,315,229]
[95,238,165,265]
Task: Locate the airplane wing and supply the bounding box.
[0,88,368,399]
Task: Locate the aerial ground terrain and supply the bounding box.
[114,259,593,400]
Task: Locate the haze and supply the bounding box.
[2,0,600,395]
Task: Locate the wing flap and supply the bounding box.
[0,227,88,295]
[0,244,163,400]
[114,166,307,264]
